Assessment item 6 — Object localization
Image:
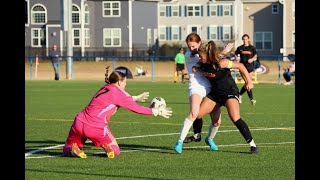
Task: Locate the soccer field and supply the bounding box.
[25,81,295,179]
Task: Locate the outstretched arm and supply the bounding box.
[220,59,254,91]
[132,92,150,102]
[218,43,234,59]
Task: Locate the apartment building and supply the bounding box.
[25,0,294,57]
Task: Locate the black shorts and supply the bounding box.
[206,91,240,106]
[244,63,255,73]
[176,63,185,71]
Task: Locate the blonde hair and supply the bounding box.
[198,41,220,68]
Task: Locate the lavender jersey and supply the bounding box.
[76,84,153,128]
[185,50,212,97]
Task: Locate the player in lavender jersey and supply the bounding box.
[63,67,172,158]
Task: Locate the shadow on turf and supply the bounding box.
[92,144,254,157]
[25,140,254,157]
[25,168,177,180]
[93,143,177,157]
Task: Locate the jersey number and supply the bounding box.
[95,87,109,98]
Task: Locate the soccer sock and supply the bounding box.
[193,118,203,135]
[194,133,201,139]
[247,90,253,100]
[207,122,219,139]
[178,118,194,141]
[249,139,256,147]
[239,86,246,95]
[182,74,185,81]
[234,118,254,145]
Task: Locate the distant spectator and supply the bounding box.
[174,48,186,83]
[49,44,61,80]
[135,66,148,76]
[283,61,295,85]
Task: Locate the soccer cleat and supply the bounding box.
[183,135,201,143]
[102,144,115,158]
[70,143,87,158]
[239,95,242,104]
[250,99,256,106]
[174,141,183,154]
[250,146,259,154]
[205,137,218,151]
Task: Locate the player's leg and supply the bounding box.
[63,119,87,158]
[174,93,202,153]
[181,68,185,83]
[205,109,221,150]
[92,126,120,158]
[246,72,256,105]
[225,98,259,154]
[183,118,202,143]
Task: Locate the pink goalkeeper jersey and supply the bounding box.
[76,83,153,127]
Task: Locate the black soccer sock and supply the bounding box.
[234,118,253,143]
[239,86,246,96]
[193,118,203,134]
[247,90,253,100]
[182,74,185,81]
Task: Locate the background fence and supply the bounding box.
[25,54,294,84]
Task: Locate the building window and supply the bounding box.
[187,25,201,35]
[171,26,180,40]
[209,26,218,40]
[223,5,231,16]
[254,32,272,50]
[103,28,121,47]
[31,4,46,24]
[159,27,166,40]
[72,4,80,24]
[103,1,120,17]
[292,32,295,49]
[172,5,179,17]
[31,28,46,47]
[73,28,81,47]
[84,4,89,24]
[209,5,217,16]
[222,26,231,40]
[271,4,279,14]
[84,28,90,47]
[187,5,201,16]
[159,5,166,16]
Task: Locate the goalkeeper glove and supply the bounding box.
[132,92,150,102]
[152,106,173,119]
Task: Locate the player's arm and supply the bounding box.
[218,43,234,59]
[221,59,254,91]
[132,92,149,102]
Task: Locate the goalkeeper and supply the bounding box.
[62,66,172,159]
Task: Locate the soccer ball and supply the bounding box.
[149,97,166,108]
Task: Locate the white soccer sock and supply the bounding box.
[193,133,201,139]
[178,118,194,141]
[207,122,219,139]
[249,139,256,147]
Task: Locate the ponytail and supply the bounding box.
[105,66,110,83]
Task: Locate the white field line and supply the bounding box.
[25,127,294,159]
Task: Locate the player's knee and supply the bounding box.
[63,145,71,156]
[189,111,199,120]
